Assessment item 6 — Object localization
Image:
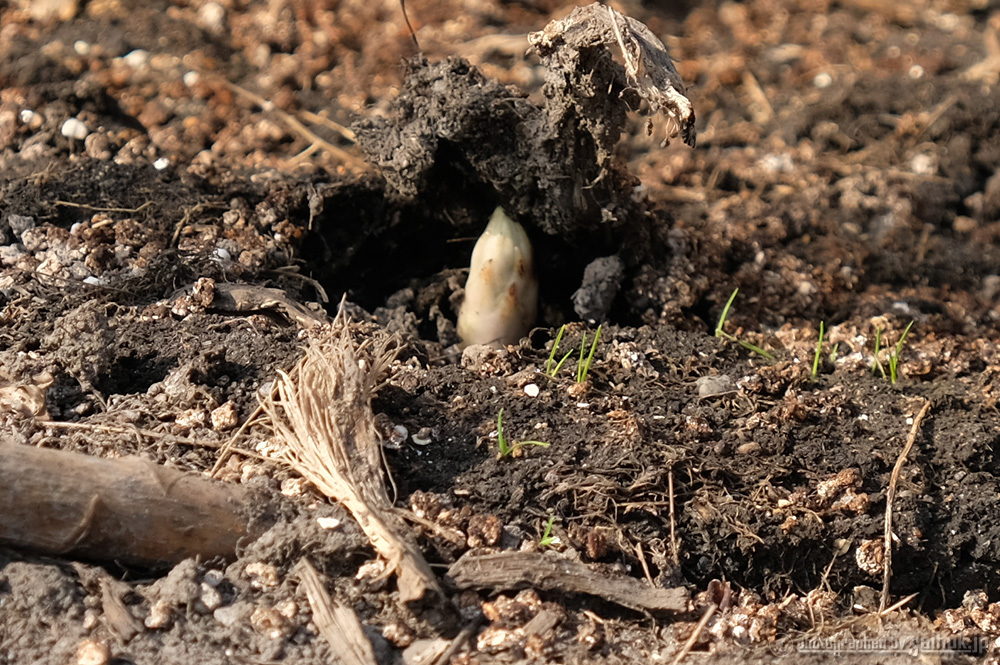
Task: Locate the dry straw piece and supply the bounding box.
[261,317,440,604]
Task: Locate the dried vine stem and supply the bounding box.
[880,398,931,612]
[261,320,440,604]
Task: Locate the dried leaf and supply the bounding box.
[0,371,53,420]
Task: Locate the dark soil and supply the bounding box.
[3,0,1000,663]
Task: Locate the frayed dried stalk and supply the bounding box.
[261,321,440,604]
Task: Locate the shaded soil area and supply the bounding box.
[3,0,1000,663]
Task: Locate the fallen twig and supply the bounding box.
[208,282,330,329]
[447,550,687,613]
[880,398,931,612]
[213,76,367,169]
[430,619,481,665]
[879,592,918,617]
[210,402,266,477]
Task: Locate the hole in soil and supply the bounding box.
[301,185,469,314]
[303,182,623,338]
[97,354,172,396]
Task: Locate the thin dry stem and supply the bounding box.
[879,592,918,617]
[880,399,931,612]
[210,402,266,477]
[668,465,679,566]
[431,620,480,665]
[44,420,265,457]
[211,75,366,169]
[671,603,717,665]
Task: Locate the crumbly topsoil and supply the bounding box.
[2,1,1000,664]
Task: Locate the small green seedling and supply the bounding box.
[576,324,602,383]
[811,321,825,379]
[888,321,914,384]
[871,321,914,384]
[715,288,775,360]
[871,327,884,377]
[545,325,573,378]
[495,408,550,458]
[538,515,559,548]
[715,288,739,337]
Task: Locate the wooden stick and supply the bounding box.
[880,399,931,612]
[0,442,271,567]
[431,619,481,665]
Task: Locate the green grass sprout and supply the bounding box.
[715,288,775,360]
[496,407,513,456]
[811,321,825,379]
[495,408,550,459]
[871,327,886,378]
[829,342,840,365]
[576,324,602,383]
[888,321,914,384]
[736,338,775,360]
[716,288,739,337]
[545,325,573,378]
[539,515,559,548]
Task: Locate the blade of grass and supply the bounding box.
[539,516,558,548]
[871,327,886,378]
[553,350,573,377]
[889,321,914,384]
[736,339,775,360]
[714,287,774,360]
[545,325,567,377]
[811,321,825,379]
[716,288,739,337]
[577,324,602,383]
[496,408,510,457]
[496,408,550,458]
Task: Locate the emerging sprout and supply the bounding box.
[538,516,559,548]
[495,408,550,459]
[457,207,538,347]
